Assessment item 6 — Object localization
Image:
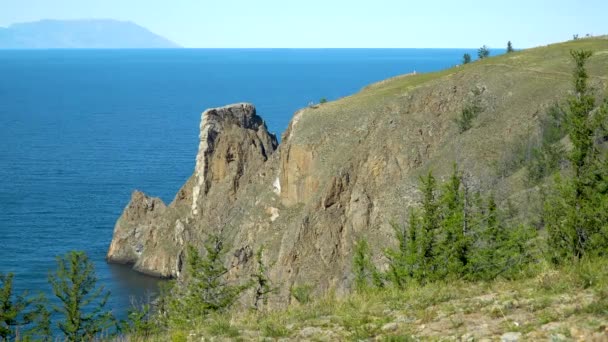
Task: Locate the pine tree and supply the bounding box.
[455,87,484,133]
[507,41,514,53]
[0,273,51,342]
[382,166,538,283]
[474,195,505,279]
[438,166,470,278]
[252,246,276,311]
[168,237,248,326]
[462,53,472,64]
[467,194,537,280]
[353,239,383,291]
[478,45,490,59]
[49,251,115,341]
[120,301,157,339]
[25,294,52,341]
[384,214,417,288]
[0,273,32,341]
[417,172,440,282]
[544,50,608,262]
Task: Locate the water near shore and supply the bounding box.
[0,48,480,320]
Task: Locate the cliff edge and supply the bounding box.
[107,37,608,303]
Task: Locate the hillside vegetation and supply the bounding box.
[124,260,608,341]
[123,36,608,341]
[3,37,608,341]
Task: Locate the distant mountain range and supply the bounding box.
[0,19,179,49]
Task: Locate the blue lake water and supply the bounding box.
[0,48,482,325]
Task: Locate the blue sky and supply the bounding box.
[1,0,606,48]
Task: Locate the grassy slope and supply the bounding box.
[295,36,608,177]
[132,259,608,341]
[125,37,608,341]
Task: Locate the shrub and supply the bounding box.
[462,53,471,64]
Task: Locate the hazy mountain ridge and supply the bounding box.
[0,19,179,48]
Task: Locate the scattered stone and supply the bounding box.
[593,332,608,341]
[394,314,416,323]
[500,332,522,342]
[460,332,475,342]
[299,327,323,338]
[550,333,567,341]
[381,322,398,332]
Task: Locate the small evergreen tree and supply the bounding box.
[381,166,538,284]
[30,298,52,341]
[120,296,157,339]
[153,280,174,329]
[353,239,382,291]
[478,45,490,59]
[0,274,51,342]
[252,246,276,311]
[544,50,608,263]
[462,53,472,64]
[384,217,413,288]
[467,194,538,280]
[49,251,115,341]
[507,41,514,53]
[168,237,248,326]
[455,87,483,133]
[438,166,470,278]
[1,273,32,341]
[416,172,441,282]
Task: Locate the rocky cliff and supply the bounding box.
[107,38,608,303]
[107,103,278,278]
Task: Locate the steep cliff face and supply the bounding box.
[106,103,278,277]
[107,38,608,300]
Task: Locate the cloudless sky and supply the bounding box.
[1,0,606,48]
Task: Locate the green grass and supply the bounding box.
[116,257,608,341]
[205,316,241,338]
